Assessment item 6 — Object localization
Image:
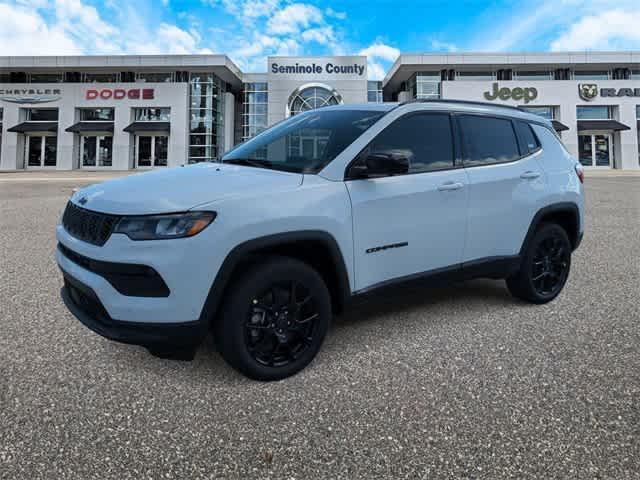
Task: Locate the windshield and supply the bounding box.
[222,109,385,173]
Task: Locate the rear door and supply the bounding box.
[457,114,547,262]
[346,112,469,291]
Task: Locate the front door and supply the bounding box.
[26,135,57,168]
[578,133,612,168]
[135,135,168,168]
[81,135,113,168]
[346,112,468,292]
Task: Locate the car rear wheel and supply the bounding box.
[215,257,331,381]
[506,223,572,304]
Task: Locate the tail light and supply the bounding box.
[574,163,584,184]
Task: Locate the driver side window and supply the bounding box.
[356,112,455,175]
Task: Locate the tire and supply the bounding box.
[506,223,572,304]
[214,256,331,381]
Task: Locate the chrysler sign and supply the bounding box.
[0,88,62,104]
[86,88,155,100]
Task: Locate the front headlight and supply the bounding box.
[114,211,216,240]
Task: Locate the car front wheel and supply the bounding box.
[507,223,572,304]
[215,257,331,381]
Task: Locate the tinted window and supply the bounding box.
[459,115,520,166]
[223,110,384,174]
[362,113,454,174]
[514,121,540,155]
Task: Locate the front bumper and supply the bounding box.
[61,272,207,354]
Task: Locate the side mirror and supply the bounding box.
[364,152,409,176]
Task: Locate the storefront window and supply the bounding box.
[188,72,225,163]
[573,70,610,80]
[80,108,114,121]
[520,106,556,120]
[135,72,174,83]
[367,81,383,103]
[576,106,612,120]
[27,108,59,121]
[28,73,63,83]
[83,72,120,83]
[408,72,440,99]
[455,71,496,81]
[242,82,268,141]
[515,71,553,80]
[134,108,171,122]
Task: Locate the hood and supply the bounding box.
[70,163,303,215]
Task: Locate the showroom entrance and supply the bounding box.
[578,133,613,168]
[26,134,57,168]
[135,134,168,168]
[80,135,113,168]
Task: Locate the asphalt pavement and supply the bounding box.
[0,176,638,479]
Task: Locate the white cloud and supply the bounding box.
[0,3,83,55]
[301,26,335,45]
[358,42,400,62]
[430,40,458,52]
[325,7,346,20]
[550,9,640,50]
[358,41,400,80]
[267,3,323,35]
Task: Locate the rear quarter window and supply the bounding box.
[458,115,520,166]
[514,120,541,155]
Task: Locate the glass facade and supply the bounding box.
[367,81,383,103]
[242,82,268,141]
[80,108,114,121]
[515,70,554,80]
[83,72,120,83]
[135,72,174,83]
[27,108,58,121]
[288,86,341,116]
[408,72,440,99]
[574,70,610,80]
[189,72,225,163]
[455,71,496,81]
[134,107,170,121]
[577,106,612,120]
[520,106,556,120]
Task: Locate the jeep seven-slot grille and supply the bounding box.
[62,201,120,246]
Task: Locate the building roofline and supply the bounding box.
[383,50,640,89]
[0,54,243,86]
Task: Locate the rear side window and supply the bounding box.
[363,113,454,174]
[514,120,540,155]
[458,115,520,166]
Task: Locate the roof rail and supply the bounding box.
[399,98,525,112]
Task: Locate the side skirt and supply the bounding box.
[350,255,521,303]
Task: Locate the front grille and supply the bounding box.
[61,201,120,246]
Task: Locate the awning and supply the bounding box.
[123,121,170,133]
[66,121,114,133]
[577,120,630,131]
[551,120,570,132]
[7,122,58,133]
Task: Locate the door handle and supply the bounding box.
[437,181,464,191]
[520,171,541,180]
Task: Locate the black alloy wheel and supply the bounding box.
[216,257,331,381]
[244,280,320,367]
[530,234,570,297]
[506,223,572,304]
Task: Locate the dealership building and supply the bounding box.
[1,51,639,171]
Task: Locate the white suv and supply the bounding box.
[57,100,584,380]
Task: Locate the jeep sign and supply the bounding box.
[483,83,538,103]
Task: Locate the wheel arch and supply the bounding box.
[198,230,352,326]
[520,202,581,256]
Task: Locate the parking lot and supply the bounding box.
[0,174,638,479]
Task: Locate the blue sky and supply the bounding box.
[2,0,640,78]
